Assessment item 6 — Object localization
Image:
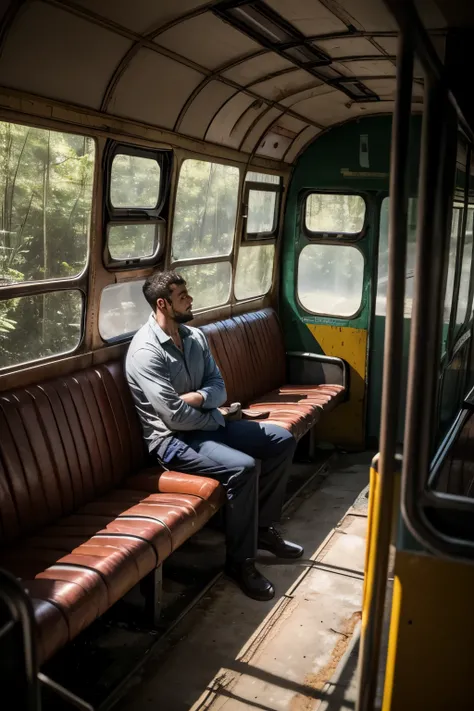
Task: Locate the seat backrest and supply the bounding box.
[0,361,145,544]
[201,308,286,406]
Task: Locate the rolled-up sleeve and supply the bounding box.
[129,347,220,432]
[197,334,227,409]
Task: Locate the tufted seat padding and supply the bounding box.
[201,308,347,440]
[0,367,224,664]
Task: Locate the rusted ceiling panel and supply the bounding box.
[179,81,236,138]
[265,0,347,36]
[72,0,210,35]
[316,36,384,59]
[241,107,283,152]
[205,92,256,145]
[250,69,321,102]
[0,2,132,110]
[284,125,321,162]
[223,52,294,85]
[337,59,397,77]
[108,49,204,129]
[156,12,260,70]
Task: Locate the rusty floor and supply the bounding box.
[115,452,371,711]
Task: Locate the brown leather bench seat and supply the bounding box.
[0,307,346,665]
[201,308,347,440]
[0,363,224,664]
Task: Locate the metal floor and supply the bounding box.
[114,452,371,711]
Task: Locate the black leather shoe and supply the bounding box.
[258,526,304,559]
[225,559,275,601]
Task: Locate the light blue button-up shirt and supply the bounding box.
[125,314,227,456]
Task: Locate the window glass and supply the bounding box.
[442,207,462,340]
[235,244,275,300]
[297,244,364,317]
[110,154,161,209]
[107,223,162,261]
[305,193,366,234]
[178,262,231,311]
[247,190,277,235]
[99,280,150,341]
[0,290,82,369]
[246,171,280,184]
[0,122,94,286]
[455,207,474,326]
[376,197,418,317]
[172,160,239,261]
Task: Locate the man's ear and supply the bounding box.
[156,297,166,311]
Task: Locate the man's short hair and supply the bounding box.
[143,270,186,309]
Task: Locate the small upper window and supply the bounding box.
[244,171,281,240]
[172,159,239,262]
[0,121,95,286]
[110,154,161,209]
[107,223,163,262]
[305,193,366,235]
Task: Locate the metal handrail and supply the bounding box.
[356,26,414,711]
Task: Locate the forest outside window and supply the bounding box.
[0,120,95,369]
[171,158,239,311]
[244,171,281,240]
[0,122,95,285]
[305,193,366,236]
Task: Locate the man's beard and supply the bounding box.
[173,310,193,324]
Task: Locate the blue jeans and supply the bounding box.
[161,421,296,562]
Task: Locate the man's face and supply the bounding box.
[162,282,194,323]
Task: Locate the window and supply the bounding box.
[442,206,462,348]
[0,123,95,285]
[235,244,275,300]
[172,159,239,261]
[305,193,366,236]
[0,120,95,369]
[297,244,364,317]
[179,262,232,311]
[99,280,150,341]
[455,208,474,327]
[107,223,163,261]
[0,290,83,369]
[244,171,281,239]
[104,144,170,268]
[376,197,418,317]
[110,154,161,209]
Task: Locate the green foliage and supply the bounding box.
[0,121,94,368]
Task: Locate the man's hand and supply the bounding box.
[180,392,204,408]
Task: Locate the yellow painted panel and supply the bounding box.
[383,551,474,711]
[306,323,367,448]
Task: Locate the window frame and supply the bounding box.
[0,285,87,373]
[242,179,282,241]
[0,120,97,373]
[302,189,368,241]
[103,141,172,270]
[296,240,366,320]
[170,155,242,314]
[233,242,276,302]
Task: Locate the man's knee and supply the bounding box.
[263,424,297,456]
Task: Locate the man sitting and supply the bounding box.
[125,270,303,601]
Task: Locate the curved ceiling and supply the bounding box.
[0,0,447,163]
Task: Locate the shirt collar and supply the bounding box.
[148,313,191,345]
